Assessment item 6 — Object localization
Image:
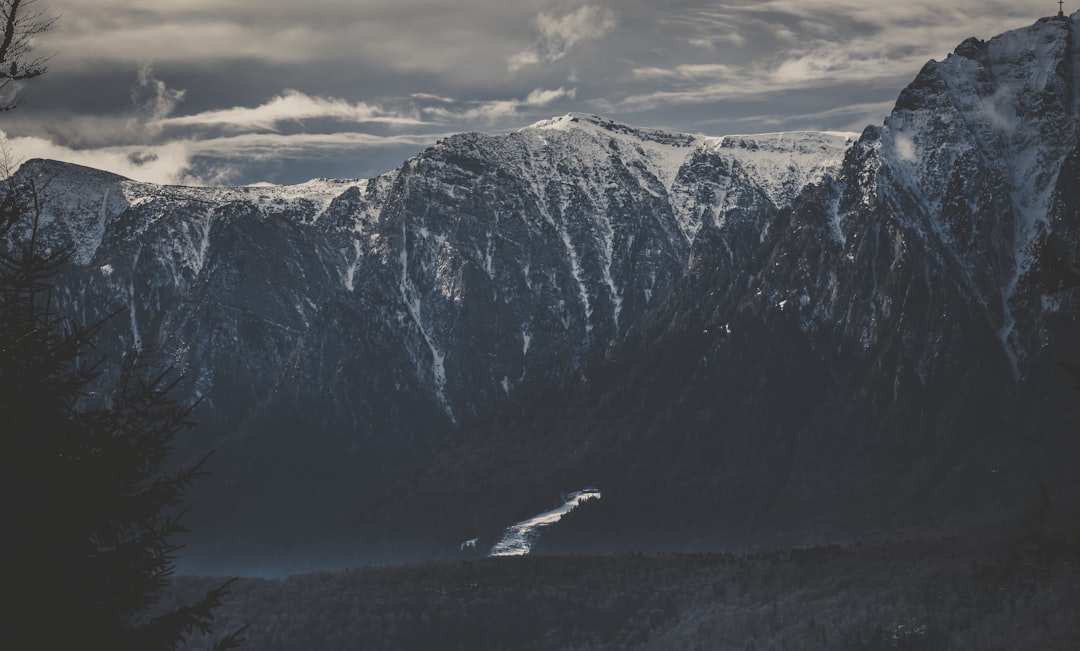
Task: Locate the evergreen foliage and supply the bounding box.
[0,0,53,110]
[0,175,244,649]
[161,537,1080,651]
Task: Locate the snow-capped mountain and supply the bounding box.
[367,13,1080,556]
[12,13,1080,566]
[21,114,852,417]
[12,113,853,559]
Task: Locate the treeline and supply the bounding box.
[164,535,1080,650]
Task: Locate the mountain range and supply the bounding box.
[12,14,1080,572]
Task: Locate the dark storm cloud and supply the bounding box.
[0,0,1055,185]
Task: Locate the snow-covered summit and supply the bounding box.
[704,131,858,210]
[518,112,852,211]
[526,112,698,147]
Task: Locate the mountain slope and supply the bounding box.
[369,14,1080,558]
[17,14,1080,570]
[12,117,853,569]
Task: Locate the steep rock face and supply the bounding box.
[385,15,1080,556]
[698,14,1080,508]
[12,117,852,563]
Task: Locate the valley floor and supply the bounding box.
[166,533,1079,650]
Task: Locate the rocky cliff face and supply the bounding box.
[12,115,853,565]
[14,14,1080,568]
[373,14,1080,558]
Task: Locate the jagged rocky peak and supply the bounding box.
[19,157,131,185]
[425,14,1080,557]
[5,110,864,443]
[861,11,1080,371]
[952,36,988,60]
[11,159,138,265]
[519,113,855,211]
[884,11,1079,187]
[526,112,699,147]
[17,156,370,262]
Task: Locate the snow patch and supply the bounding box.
[344,239,362,292]
[598,212,622,329]
[558,220,592,335]
[489,488,602,556]
[398,222,453,419]
[190,209,214,277]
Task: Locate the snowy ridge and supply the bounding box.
[12,113,856,421]
[21,158,361,266]
[527,113,852,208]
[705,131,859,210]
[527,113,698,191]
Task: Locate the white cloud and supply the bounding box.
[189,131,453,158]
[2,130,206,186]
[424,87,577,123]
[620,42,930,110]
[615,0,1042,112]
[632,63,738,82]
[18,0,1054,185]
[507,50,542,72]
[410,92,457,104]
[46,1,530,82]
[508,5,618,72]
[699,101,895,134]
[979,86,1018,133]
[161,90,428,132]
[1,129,454,186]
[525,87,577,106]
[132,64,186,124]
[893,134,917,162]
[4,56,576,185]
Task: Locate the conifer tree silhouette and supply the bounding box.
[0,174,244,650]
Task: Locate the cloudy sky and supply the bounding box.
[0,0,1055,185]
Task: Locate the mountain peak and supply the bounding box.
[525,112,605,130]
[16,158,132,185]
[526,112,637,132]
[523,112,698,148]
